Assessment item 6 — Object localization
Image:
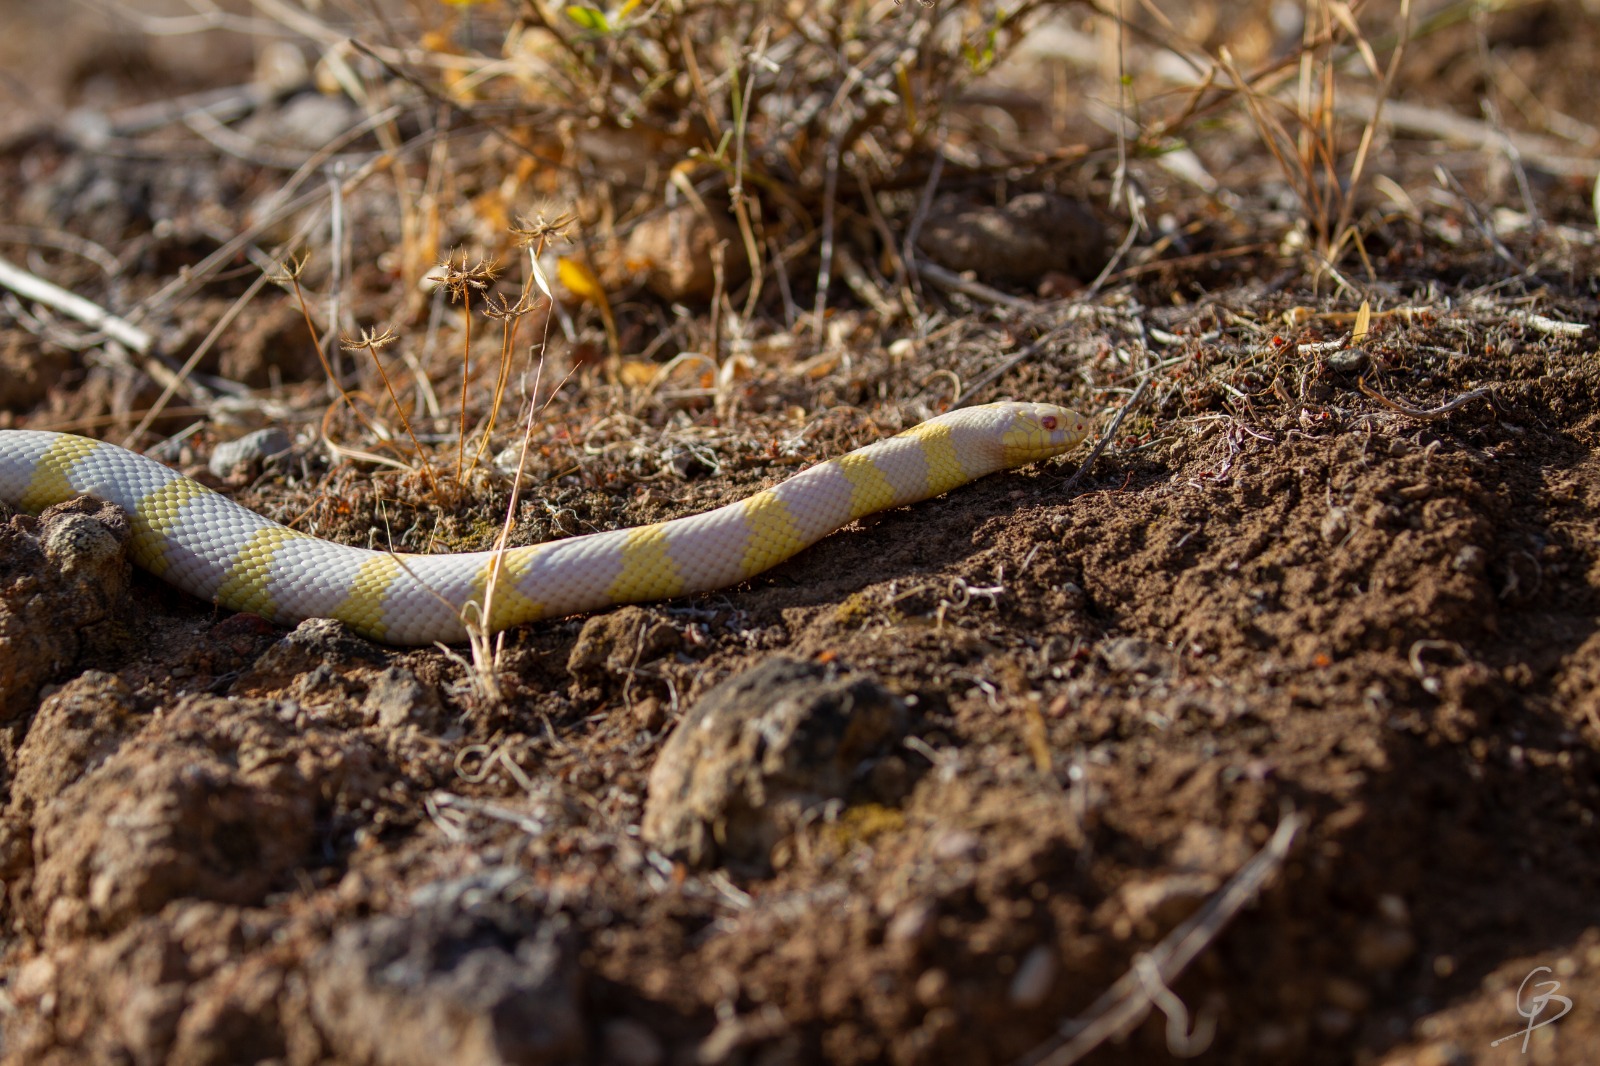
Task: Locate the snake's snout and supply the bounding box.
[998,402,1092,467]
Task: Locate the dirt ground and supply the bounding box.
[4,2,1600,1065]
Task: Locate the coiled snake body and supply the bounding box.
[0,402,1089,645]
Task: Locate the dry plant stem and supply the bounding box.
[474,228,550,470]
[901,145,945,295]
[124,270,271,447]
[0,253,152,352]
[42,406,212,434]
[1357,378,1493,420]
[346,334,441,500]
[1104,242,1273,284]
[727,30,766,320]
[282,271,385,443]
[325,168,346,368]
[135,122,418,324]
[440,253,501,478]
[0,225,120,276]
[1082,211,1143,301]
[318,404,413,473]
[1434,165,1523,271]
[709,244,726,367]
[1064,374,1151,492]
[1327,0,1411,263]
[470,236,570,680]
[1017,812,1304,1066]
[954,333,1061,409]
[812,134,842,338]
[915,261,1034,310]
[470,299,524,472]
[1342,93,1596,177]
[1145,0,1402,267]
[458,297,471,480]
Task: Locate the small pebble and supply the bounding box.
[209,428,291,478]
[1008,945,1057,1008]
[1325,347,1369,373]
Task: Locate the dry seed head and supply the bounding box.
[340,326,398,352]
[266,252,310,287]
[481,292,536,322]
[510,211,574,249]
[438,250,501,302]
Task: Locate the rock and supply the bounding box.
[207,428,291,479]
[362,665,443,731]
[619,201,749,302]
[918,192,1107,286]
[642,658,907,868]
[309,883,584,1066]
[231,617,386,694]
[1008,945,1058,1009]
[0,497,132,710]
[1324,347,1369,374]
[566,606,680,688]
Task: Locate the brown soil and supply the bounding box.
[3,3,1600,1065]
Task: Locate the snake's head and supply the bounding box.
[999,402,1092,468]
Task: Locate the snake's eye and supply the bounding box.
[1041,415,1058,430]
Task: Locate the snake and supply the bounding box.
[0,402,1089,645]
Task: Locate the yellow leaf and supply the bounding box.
[558,256,607,305]
[558,255,620,359]
[1352,300,1372,345]
[618,359,656,387]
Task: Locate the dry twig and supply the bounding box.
[0,253,151,353]
[1016,812,1304,1066]
[1064,374,1152,491]
[1357,378,1493,420]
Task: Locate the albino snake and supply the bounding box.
[0,402,1089,645]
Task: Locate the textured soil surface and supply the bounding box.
[5,3,1600,1065]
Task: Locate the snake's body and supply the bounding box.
[0,402,1088,645]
